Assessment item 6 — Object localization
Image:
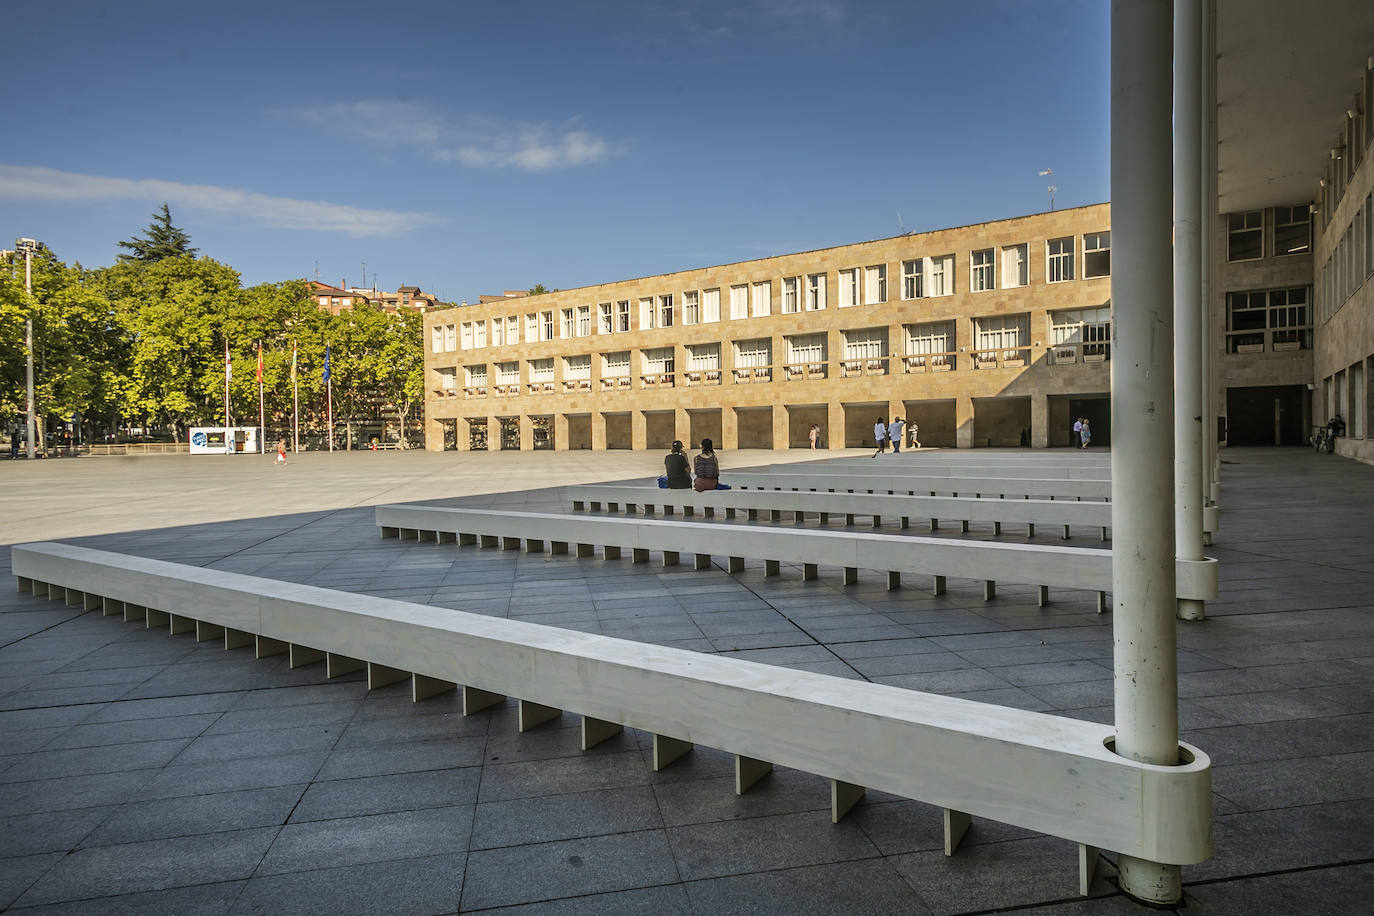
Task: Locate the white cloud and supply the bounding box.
[0,164,441,237]
[296,99,616,172]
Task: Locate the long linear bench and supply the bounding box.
[566,484,1111,541]
[790,462,1111,481]
[729,472,1113,501]
[12,541,1211,896]
[374,505,1219,609]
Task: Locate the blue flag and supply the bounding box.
[322,345,331,385]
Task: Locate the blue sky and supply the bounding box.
[2,0,1109,303]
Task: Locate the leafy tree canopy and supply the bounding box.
[527,283,560,295]
[117,203,198,262]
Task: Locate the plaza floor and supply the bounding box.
[1,446,1371,914]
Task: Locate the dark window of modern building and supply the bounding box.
[1227,211,1264,261]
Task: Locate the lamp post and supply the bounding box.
[15,238,39,460]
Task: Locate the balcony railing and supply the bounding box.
[433,385,459,398]
[640,372,676,389]
[683,370,722,387]
[732,366,773,383]
[462,385,486,399]
[783,361,828,381]
[526,380,556,394]
[971,346,1032,369]
[902,353,956,373]
[493,383,520,396]
[840,357,889,377]
[1224,329,1311,354]
[563,378,592,392]
[1049,341,1111,365]
[600,375,632,391]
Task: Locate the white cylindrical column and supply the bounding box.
[1203,0,1222,508]
[1111,0,1182,904]
[1174,0,1205,622]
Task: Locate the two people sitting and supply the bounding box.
[664,438,727,490]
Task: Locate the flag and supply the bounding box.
[322,345,331,385]
[256,342,263,384]
[224,341,232,381]
[291,341,297,381]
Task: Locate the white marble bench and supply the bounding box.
[566,484,1111,541]
[790,461,1111,481]
[729,471,1113,501]
[11,540,1212,896]
[374,505,1218,608]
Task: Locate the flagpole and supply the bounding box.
[224,339,232,454]
[325,344,334,452]
[257,341,265,454]
[292,340,299,454]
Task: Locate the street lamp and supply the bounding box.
[15,238,39,460]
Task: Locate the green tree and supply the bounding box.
[117,203,198,262]
[527,283,560,295]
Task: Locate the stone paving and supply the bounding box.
[0,446,1372,914]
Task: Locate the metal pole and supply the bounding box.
[1111,0,1182,904]
[327,378,334,452]
[258,342,266,455]
[23,248,35,460]
[1203,0,1222,510]
[1174,0,1206,622]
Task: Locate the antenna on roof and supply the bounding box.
[897,211,912,235]
[1038,169,1057,211]
[361,260,366,290]
[314,259,319,282]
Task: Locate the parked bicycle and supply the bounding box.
[1313,425,1332,453]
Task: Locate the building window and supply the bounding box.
[465,364,487,387]
[1047,237,1075,282]
[577,305,591,337]
[1273,205,1311,256]
[1083,232,1111,278]
[603,350,630,378]
[1227,211,1263,261]
[687,342,720,370]
[639,297,655,330]
[599,302,612,334]
[971,249,995,292]
[1001,243,1028,288]
[842,327,888,360]
[616,300,631,332]
[750,281,771,317]
[437,367,457,392]
[901,259,923,299]
[564,354,591,381]
[863,264,886,303]
[525,312,538,341]
[838,268,859,307]
[658,294,674,328]
[474,320,487,349]
[528,357,554,383]
[642,346,674,379]
[904,321,956,369]
[729,285,748,320]
[927,254,954,296]
[735,338,771,368]
[460,322,473,350]
[541,310,554,341]
[495,361,519,386]
[1367,193,1373,280]
[785,333,826,365]
[974,314,1030,365]
[682,290,700,325]
[444,324,456,352]
[805,273,827,310]
[560,308,574,339]
[702,288,721,323]
[782,276,799,313]
[492,317,504,347]
[1050,306,1112,362]
[430,326,443,353]
[1226,288,1311,352]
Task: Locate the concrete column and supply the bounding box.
[424,416,444,451]
[1110,0,1182,904]
[825,402,841,450]
[675,408,690,446]
[631,411,647,450]
[554,414,569,451]
[591,413,607,451]
[1174,0,1206,622]
[1030,394,1049,449]
[519,414,533,451]
[955,397,975,449]
[772,406,789,450]
[487,414,500,451]
[1202,0,1222,509]
[456,417,470,452]
[722,407,739,450]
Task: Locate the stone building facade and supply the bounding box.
[423,205,1123,452]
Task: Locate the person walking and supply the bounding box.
[872,417,888,457]
[909,422,921,450]
[809,424,820,450]
[888,417,905,454]
[1079,419,1092,449]
[693,438,721,491]
[664,440,692,489]
[1072,417,1082,449]
[276,439,288,465]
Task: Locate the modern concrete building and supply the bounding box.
[423,204,1119,453]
